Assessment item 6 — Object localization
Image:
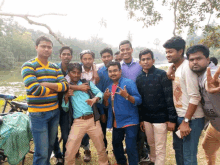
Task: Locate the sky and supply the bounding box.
[1,0,216,50]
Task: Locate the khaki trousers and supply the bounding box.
[202,123,220,165]
[64,117,108,165]
[144,122,167,165]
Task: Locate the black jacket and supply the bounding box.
[136,65,177,123]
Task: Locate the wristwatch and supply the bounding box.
[184,118,190,123]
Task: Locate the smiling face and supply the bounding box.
[60,49,72,65]
[68,68,81,84]
[165,48,183,64]
[120,43,133,63]
[36,41,53,59]
[81,53,94,69]
[139,53,155,72]
[108,65,122,83]
[188,51,209,75]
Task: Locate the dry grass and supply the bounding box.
[3,130,220,165]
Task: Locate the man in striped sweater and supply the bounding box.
[21,36,68,165]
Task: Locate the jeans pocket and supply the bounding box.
[29,112,45,118]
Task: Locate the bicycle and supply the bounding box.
[0,93,30,165]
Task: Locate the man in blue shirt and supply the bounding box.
[104,61,142,165]
[62,63,109,165]
[96,47,113,151]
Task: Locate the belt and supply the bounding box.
[77,114,94,120]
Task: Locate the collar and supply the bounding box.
[121,58,138,66]
[82,66,93,73]
[141,65,156,75]
[36,57,49,68]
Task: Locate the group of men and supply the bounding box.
[21,35,220,165]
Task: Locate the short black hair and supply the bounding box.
[60,46,73,55]
[210,57,218,66]
[80,50,95,59]
[36,36,53,46]
[67,63,82,73]
[100,47,113,57]
[106,61,121,70]
[186,44,209,59]
[114,51,120,56]
[119,40,132,49]
[139,49,154,60]
[163,36,185,56]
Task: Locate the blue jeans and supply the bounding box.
[81,133,90,150]
[113,125,139,165]
[53,109,70,158]
[29,109,60,165]
[173,117,205,165]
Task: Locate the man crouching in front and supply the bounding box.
[62,63,109,165]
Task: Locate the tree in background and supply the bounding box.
[125,0,220,37]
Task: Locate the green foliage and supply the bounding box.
[125,0,220,35]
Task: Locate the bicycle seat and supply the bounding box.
[0,94,16,100]
[11,101,28,111]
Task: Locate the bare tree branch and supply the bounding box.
[0,12,66,45]
[173,0,179,36]
[0,0,5,11]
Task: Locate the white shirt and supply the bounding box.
[173,60,204,118]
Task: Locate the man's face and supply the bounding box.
[108,65,122,82]
[114,54,123,63]
[120,44,133,61]
[188,51,209,75]
[165,48,183,63]
[60,49,72,65]
[68,68,81,83]
[35,41,53,59]
[101,52,113,66]
[139,53,155,71]
[81,54,94,69]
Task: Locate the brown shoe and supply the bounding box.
[83,150,91,162]
[75,150,81,158]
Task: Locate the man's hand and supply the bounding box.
[78,83,90,92]
[206,67,220,94]
[115,85,129,98]
[167,64,176,80]
[166,122,176,131]
[140,122,145,132]
[65,89,74,98]
[100,114,107,123]
[104,88,111,101]
[85,97,98,107]
[178,121,191,138]
[92,64,100,84]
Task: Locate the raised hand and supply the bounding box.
[206,67,220,94]
[104,88,111,101]
[115,85,129,98]
[85,97,97,107]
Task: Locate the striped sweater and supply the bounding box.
[21,58,68,112]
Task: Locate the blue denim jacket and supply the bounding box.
[106,77,142,128]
